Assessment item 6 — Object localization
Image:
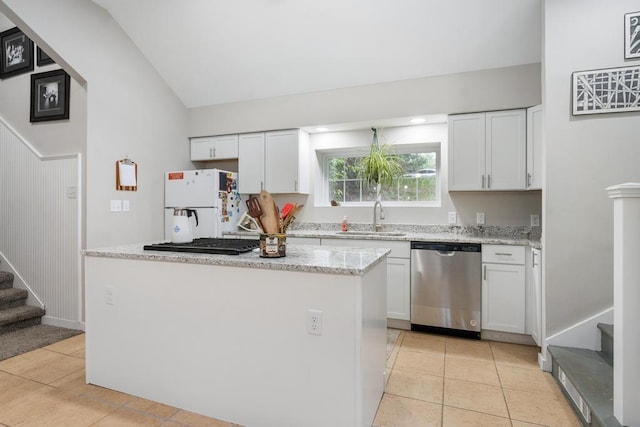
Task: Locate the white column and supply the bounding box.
[607,183,640,426]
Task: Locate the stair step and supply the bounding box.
[0,271,14,290]
[548,345,621,427]
[598,323,614,366]
[0,305,45,335]
[0,288,28,310]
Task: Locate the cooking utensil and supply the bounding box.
[246,196,265,232]
[282,204,304,232]
[258,190,280,234]
[280,203,295,219]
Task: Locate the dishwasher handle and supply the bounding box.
[436,250,455,257]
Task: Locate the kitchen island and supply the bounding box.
[83,243,389,427]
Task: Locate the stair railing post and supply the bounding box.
[607,182,640,427]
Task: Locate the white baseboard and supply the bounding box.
[0,252,44,308]
[387,319,410,330]
[545,307,613,351]
[42,316,85,331]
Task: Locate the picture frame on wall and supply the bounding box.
[0,27,34,79]
[625,11,640,59]
[30,69,71,122]
[36,46,54,66]
[572,65,640,115]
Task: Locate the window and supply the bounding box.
[323,144,440,206]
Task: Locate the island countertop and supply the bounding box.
[82,243,390,276]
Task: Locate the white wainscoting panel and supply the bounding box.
[0,120,81,328]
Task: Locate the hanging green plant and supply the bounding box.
[357,128,403,187]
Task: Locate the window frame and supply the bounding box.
[317,142,442,207]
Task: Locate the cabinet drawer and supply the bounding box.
[482,245,525,265]
[321,238,410,258]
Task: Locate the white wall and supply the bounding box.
[189,63,541,137]
[287,123,541,226]
[543,0,640,336]
[0,0,192,248]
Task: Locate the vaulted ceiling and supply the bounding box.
[92,0,541,109]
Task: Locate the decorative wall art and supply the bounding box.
[625,11,640,59]
[36,47,54,66]
[572,66,640,115]
[30,69,70,122]
[0,27,34,79]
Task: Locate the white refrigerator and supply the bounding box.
[164,169,243,240]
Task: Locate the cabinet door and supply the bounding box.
[191,135,238,161]
[526,105,543,190]
[485,110,526,190]
[265,130,300,193]
[448,113,486,190]
[530,249,542,345]
[482,263,525,333]
[387,258,410,321]
[238,133,265,194]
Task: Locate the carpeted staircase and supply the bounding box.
[0,271,45,335]
[548,323,621,427]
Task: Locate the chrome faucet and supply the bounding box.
[373,200,385,232]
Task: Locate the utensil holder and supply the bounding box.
[259,233,286,258]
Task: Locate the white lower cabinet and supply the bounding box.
[526,247,542,345]
[320,238,411,321]
[386,257,410,321]
[482,245,526,334]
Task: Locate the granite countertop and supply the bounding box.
[82,244,390,276]
[229,224,543,249]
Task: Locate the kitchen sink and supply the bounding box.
[335,231,406,237]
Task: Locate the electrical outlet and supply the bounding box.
[110,200,122,212]
[122,200,130,212]
[448,212,457,224]
[66,186,77,199]
[531,214,540,227]
[307,309,323,336]
[476,212,485,225]
[105,286,115,305]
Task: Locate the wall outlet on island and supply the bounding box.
[307,309,323,336]
[531,214,540,227]
[476,212,485,225]
[448,212,457,224]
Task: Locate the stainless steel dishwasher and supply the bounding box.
[410,241,482,339]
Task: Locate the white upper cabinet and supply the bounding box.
[238,133,266,194]
[191,135,239,161]
[238,129,310,194]
[448,110,526,191]
[526,105,543,190]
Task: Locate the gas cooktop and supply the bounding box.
[143,238,259,255]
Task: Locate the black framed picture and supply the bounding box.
[572,65,640,115]
[36,46,54,66]
[30,69,70,122]
[625,11,640,60]
[0,27,34,79]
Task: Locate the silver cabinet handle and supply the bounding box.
[527,173,532,187]
[483,265,487,280]
[482,175,485,189]
[260,181,264,191]
[213,147,216,158]
[209,147,213,158]
[495,252,512,256]
[488,174,491,188]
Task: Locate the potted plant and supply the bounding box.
[358,128,403,196]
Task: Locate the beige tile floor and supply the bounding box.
[377,330,581,427]
[0,334,238,426]
[0,331,580,426]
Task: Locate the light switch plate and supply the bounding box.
[448,212,457,224]
[110,200,122,212]
[476,212,485,225]
[122,200,130,212]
